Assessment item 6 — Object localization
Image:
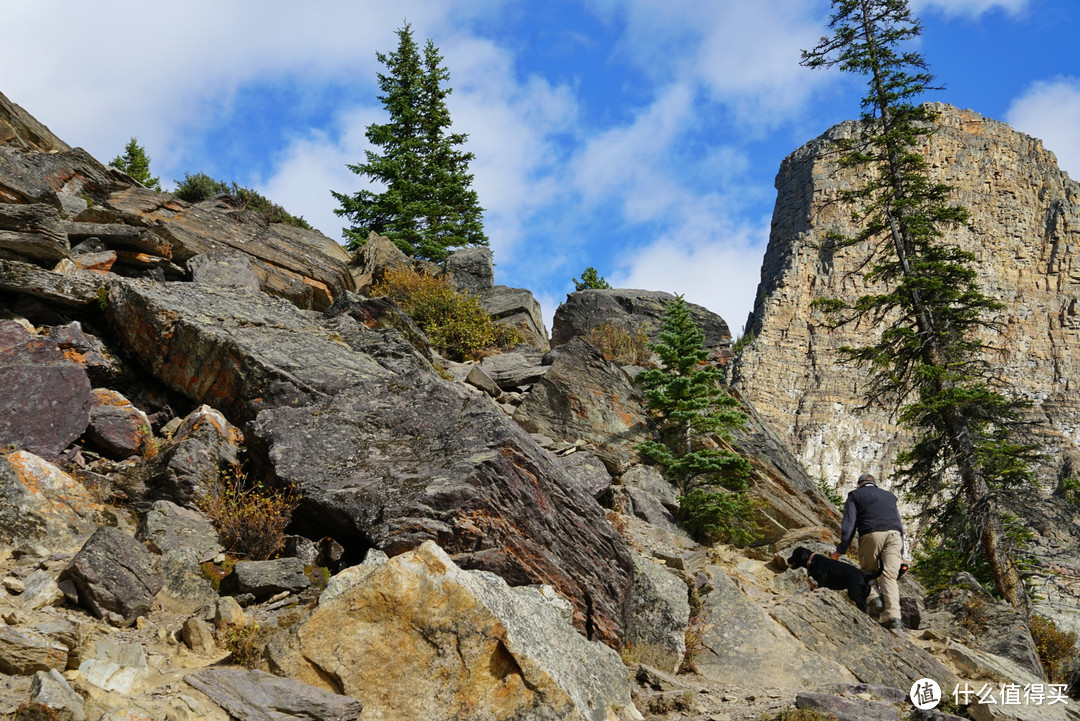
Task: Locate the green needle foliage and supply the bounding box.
[803,0,1039,610]
[111,137,160,191]
[636,295,756,543]
[333,23,487,261]
[573,266,612,290]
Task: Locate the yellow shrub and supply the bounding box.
[585,322,650,365]
[371,267,522,360]
[197,466,300,561]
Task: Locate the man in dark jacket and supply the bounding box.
[832,472,904,629]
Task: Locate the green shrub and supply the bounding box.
[173,172,312,229]
[679,488,761,545]
[572,266,611,290]
[197,466,300,561]
[816,478,844,512]
[585,321,650,365]
[1030,614,1078,684]
[1060,476,1080,507]
[371,266,523,360]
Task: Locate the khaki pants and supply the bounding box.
[856,530,903,622]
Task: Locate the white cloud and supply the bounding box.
[1006,76,1080,179]
[1,1,502,167]
[609,203,769,335]
[911,0,1030,18]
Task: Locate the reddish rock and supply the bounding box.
[85,388,153,459]
[0,319,92,456]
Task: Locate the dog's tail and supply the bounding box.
[868,560,885,580]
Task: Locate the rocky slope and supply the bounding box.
[0,91,1075,721]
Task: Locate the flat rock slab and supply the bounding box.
[796,691,900,721]
[769,590,959,691]
[0,319,92,456]
[694,565,856,686]
[227,558,311,600]
[62,526,163,627]
[0,626,68,675]
[185,668,363,721]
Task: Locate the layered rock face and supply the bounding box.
[734,103,1080,490]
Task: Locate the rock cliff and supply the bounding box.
[735,103,1080,490]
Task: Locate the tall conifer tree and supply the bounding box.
[333,24,487,261]
[803,0,1039,610]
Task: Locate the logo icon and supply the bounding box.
[911,678,942,710]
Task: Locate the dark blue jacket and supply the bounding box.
[836,482,903,554]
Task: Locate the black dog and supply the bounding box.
[787,546,883,613]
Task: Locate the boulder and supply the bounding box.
[0,203,68,263]
[189,250,261,290]
[225,557,311,600]
[76,637,149,694]
[185,668,364,721]
[558,452,613,498]
[0,144,122,209]
[348,231,411,292]
[445,246,494,295]
[552,288,732,357]
[0,451,102,551]
[322,292,434,366]
[479,347,548,390]
[624,552,690,673]
[0,259,105,307]
[19,570,65,611]
[105,279,633,645]
[922,586,1043,677]
[0,626,68,675]
[0,89,71,152]
[85,388,153,459]
[61,526,163,627]
[769,588,959,690]
[267,541,641,721]
[136,500,222,559]
[99,186,354,310]
[478,285,550,351]
[0,319,92,456]
[30,668,86,721]
[146,405,243,508]
[692,564,856,685]
[795,691,900,721]
[41,321,125,386]
[513,337,654,472]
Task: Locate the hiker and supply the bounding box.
[832,472,904,630]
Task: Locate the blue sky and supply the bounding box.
[4,0,1078,335]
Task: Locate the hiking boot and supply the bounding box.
[867,597,884,617]
[880,618,902,630]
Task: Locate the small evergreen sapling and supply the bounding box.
[111,137,160,191]
[573,266,612,291]
[636,295,757,543]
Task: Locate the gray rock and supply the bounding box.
[61,526,163,627]
[552,288,731,355]
[282,535,320,567]
[182,616,217,655]
[146,405,243,508]
[105,279,634,646]
[0,204,69,263]
[693,565,855,685]
[0,625,68,674]
[320,549,389,606]
[190,250,261,289]
[558,452,613,498]
[0,144,121,209]
[513,337,654,472]
[77,637,148,694]
[137,500,222,558]
[922,586,1043,677]
[625,487,681,532]
[322,292,434,368]
[0,319,92,457]
[41,321,125,386]
[226,557,311,600]
[796,691,899,721]
[479,347,549,390]
[19,570,64,611]
[445,246,494,295]
[348,231,411,292]
[769,588,959,690]
[465,365,500,396]
[85,388,152,459]
[624,552,690,673]
[0,259,105,308]
[478,285,550,351]
[185,668,363,721]
[31,668,86,721]
[0,89,72,152]
[623,465,679,510]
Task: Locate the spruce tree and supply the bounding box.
[333,24,487,262]
[636,295,756,543]
[803,0,1039,609]
[111,137,160,191]
[573,267,612,291]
